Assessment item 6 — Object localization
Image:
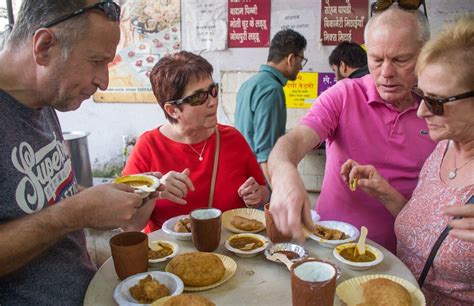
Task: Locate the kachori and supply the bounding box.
[173,218,191,233]
[230,215,264,231]
[161,294,215,306]
[129,274,170,303]
[313,224,348,240]
[166,252,225,287]
[358,278,412,306]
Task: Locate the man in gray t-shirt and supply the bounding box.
[0,1,161,304]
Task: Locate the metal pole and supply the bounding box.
[6,0,14,27]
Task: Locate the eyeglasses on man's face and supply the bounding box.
[165,83,219,106]
[412,87,474,116]
[294,54,308,67]
[39,1,121,29]
[370,0,427,18]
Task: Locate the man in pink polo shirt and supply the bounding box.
[268,4,437,253]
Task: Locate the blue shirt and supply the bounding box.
[235,64,288,163]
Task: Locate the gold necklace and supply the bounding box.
[188,139,207,161]
[448,148,474,180]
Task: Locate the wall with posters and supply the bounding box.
[55,0,473,174]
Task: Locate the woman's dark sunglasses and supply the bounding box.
[165,83,219,106]
[40,1,120,29]
[412,87,474,116]
[370,0,427,18]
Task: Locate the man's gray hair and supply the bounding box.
[364,3,430,45]
[6,0,89,58]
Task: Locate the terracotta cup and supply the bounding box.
[109,231,148,280]
[290,258,337,306]
[264,203,292,243]
[190,208,222,252]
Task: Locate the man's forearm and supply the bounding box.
[0,197,82,277]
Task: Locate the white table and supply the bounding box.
[84,229,418,306]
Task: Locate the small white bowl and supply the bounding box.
[224,233,269,257]
[307,220,359,248]
[264,242,309,263]
[148,240,179,264]
[333,242,384,271]
[162,215,192,241]
[113,271,184,306]
[114,174,161,198]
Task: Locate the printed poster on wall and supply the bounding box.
[320,0,368,45]
[284,72,338,109]
[271,9,316,42]
[182,0,227,52]
[228,0,271,48]
[94,0,181,103]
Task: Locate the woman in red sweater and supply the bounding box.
[123,51,269,233]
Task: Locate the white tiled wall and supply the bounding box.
[220,70,326,193]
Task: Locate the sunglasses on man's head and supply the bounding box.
[412,87,474,116]
[370,0,427,18]
[40,1,120,29]
[165,83,219,106]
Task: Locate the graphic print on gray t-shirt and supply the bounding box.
[0,90,96,305]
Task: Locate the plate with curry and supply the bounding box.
[224,233,269,257]
[165,252,237,292]
[148,240,179,264]
[307,221,359,248]
[222,208,266,233]
[333,242,384,270]
[114,174,160,198]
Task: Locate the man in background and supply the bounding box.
[0,1,161,304]
[235,29,307,185]
[329,41,369,81]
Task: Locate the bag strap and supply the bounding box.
[208,127,220,208]
[418,195,474,287]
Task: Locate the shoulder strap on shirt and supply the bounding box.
[418,195,474,287]
[208,127,220,208]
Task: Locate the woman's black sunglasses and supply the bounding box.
[412,87,474,116]
[40,1,120,29]
[165,83,219,106]
[370,0,427,18]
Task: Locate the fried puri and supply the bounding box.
[358,278,412,306]
[313,224,348,240]
[230,215,264,231]
[173,217,191,233]
[167,252,225,287]
[161,294,215,306]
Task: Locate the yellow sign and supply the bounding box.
[283,72,318,109]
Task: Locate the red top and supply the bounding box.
[123,124,266,233]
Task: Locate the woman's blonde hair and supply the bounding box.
[416,14,474,90]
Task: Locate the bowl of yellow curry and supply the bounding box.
[333,243,383,270]
[224,233,269,257]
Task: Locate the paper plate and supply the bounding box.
[114,174,160,198]
[336,274,425,306]
[307,220,359,248]
[222,208,266,233]
[162,215,192,241]
[152,294,214,306]
[224,233,269,257]
[165,253,237,292]
[113,271,184,306]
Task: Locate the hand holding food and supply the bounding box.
[238,177,267,207]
